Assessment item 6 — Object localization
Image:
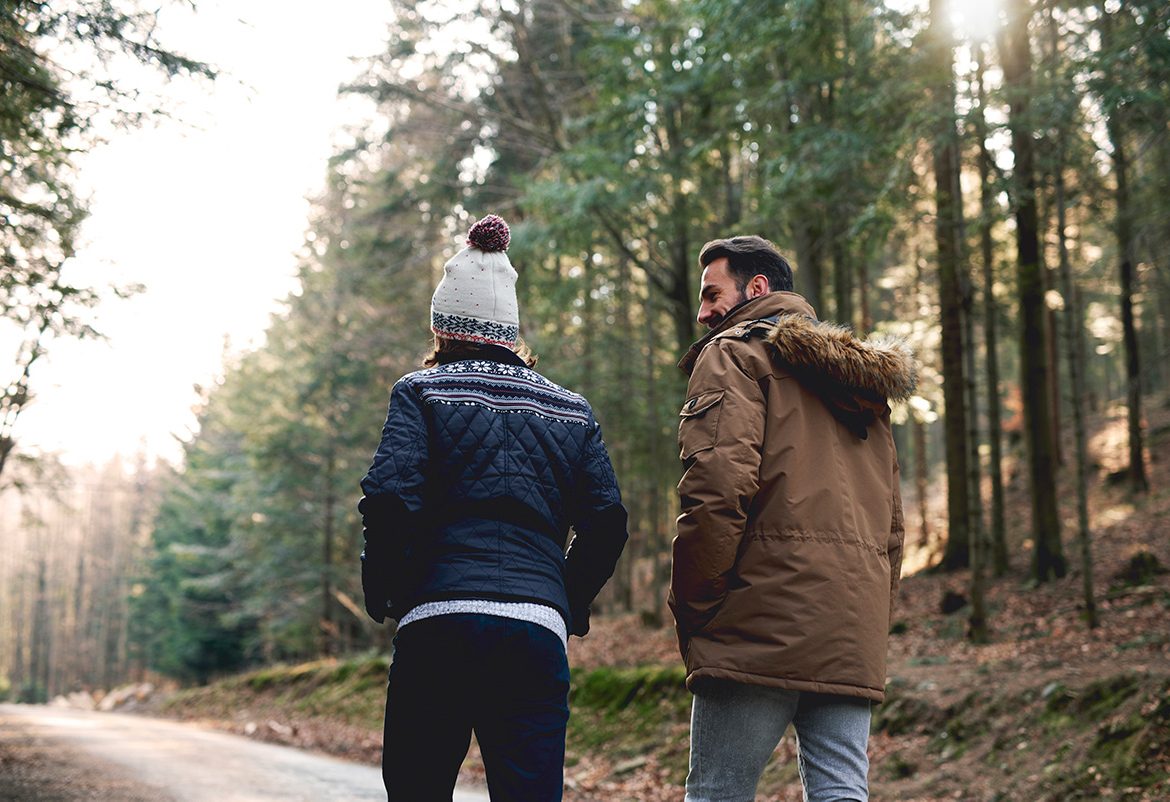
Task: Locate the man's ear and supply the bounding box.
[747,274,770,299]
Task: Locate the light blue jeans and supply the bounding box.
[685,680,871,802]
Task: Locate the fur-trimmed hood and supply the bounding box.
[765,311,917,439]
[680,292,917,438]
[765,314,917,403]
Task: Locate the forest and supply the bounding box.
[1,0,1169,796]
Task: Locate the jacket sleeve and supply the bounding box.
[358,378,429,624]
[670,342,766,655]
[564,417,628,638]
[887,450,906,625]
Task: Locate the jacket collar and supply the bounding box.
[434,343,528,367]
[678,292,816,375]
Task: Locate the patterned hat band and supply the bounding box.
[431,310,519,347]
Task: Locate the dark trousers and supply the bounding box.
[382,613,570,801]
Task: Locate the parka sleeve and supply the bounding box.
[358,378,429,623]
[564,417,629,637]
[669,341,766,654]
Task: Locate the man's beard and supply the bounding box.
[706,290,749,330]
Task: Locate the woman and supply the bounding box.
[359,213,628,801]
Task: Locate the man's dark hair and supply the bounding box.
[699,236,794,293]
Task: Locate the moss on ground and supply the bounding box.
[1068,679,1170,797]
[565,665,689,763]
[163,654,391,731]
[158,657,1169,800]
[163,656,694,777]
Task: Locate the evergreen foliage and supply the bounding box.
[119,0,1170,673]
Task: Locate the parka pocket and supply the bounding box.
[678,389,725,460]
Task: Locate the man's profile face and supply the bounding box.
[697,258,748,330]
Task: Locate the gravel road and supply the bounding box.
[0,704,489,801]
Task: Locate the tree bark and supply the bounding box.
[833,236,854,328]
[11,567,27,696]
[914,418,930,550]
[32,556,50,702]
[794,221,825,314]
[321,450,336,656]
[1156,112,1170,390]
[963,228,988,641]
[929,0,969,571]
[974,45,1010,576]
[644,299,665,627]
[912,251,931,552]
[1101,5,1148,495]
[999,0,1066,581]
[1055,155,1098,629]
[583,247,597,394]
[615,254,636,613]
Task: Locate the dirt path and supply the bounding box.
[0,704,489,802]
[0,705,166,801]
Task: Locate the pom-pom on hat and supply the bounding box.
[431,214,520,347]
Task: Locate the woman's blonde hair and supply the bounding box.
[422,335,538,368]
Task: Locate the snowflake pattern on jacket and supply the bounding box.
[413,359,591,426]
[359,351,628,635]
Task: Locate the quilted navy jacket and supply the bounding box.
[359,346,628,635]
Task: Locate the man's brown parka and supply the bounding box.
[670,292,916,703]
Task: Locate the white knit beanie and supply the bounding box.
[430,214,519,347]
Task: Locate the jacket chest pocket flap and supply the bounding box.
[678,389,725,460]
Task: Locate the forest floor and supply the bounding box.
[137,396,1170,801]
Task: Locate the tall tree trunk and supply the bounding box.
[1055,155,1098,629]
[930,0,969,570]
[1101,5,1148,494]
[794,222,825,314]
[11,568,27,695]
[914,418,930,550]
[32,556,50,702]
[1000,0,1066,581]
[912,251,931,552]
[1159,263,1170,392]
[645,301,665,627]
[859,242,873,333]
[662,101,696,358]
[1036,180,1063,468]
[974,46,1010,576]
[1045,263,1063,468]
[964,246,988,641]
[833,236,854,327]
[961,41,987,640]
[1156,118,1170,388]
[615,255,636,613]
[721,141,743,228]
[668,239,694,356]
[73,535,87,687]
[583,246,597,393]
[321,452,336,656]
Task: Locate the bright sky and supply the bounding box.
[17,1,391,468]
[948,0,1003,43]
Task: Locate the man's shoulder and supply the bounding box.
[693,319,779,378]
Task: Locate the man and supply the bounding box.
[669,235,915,802]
